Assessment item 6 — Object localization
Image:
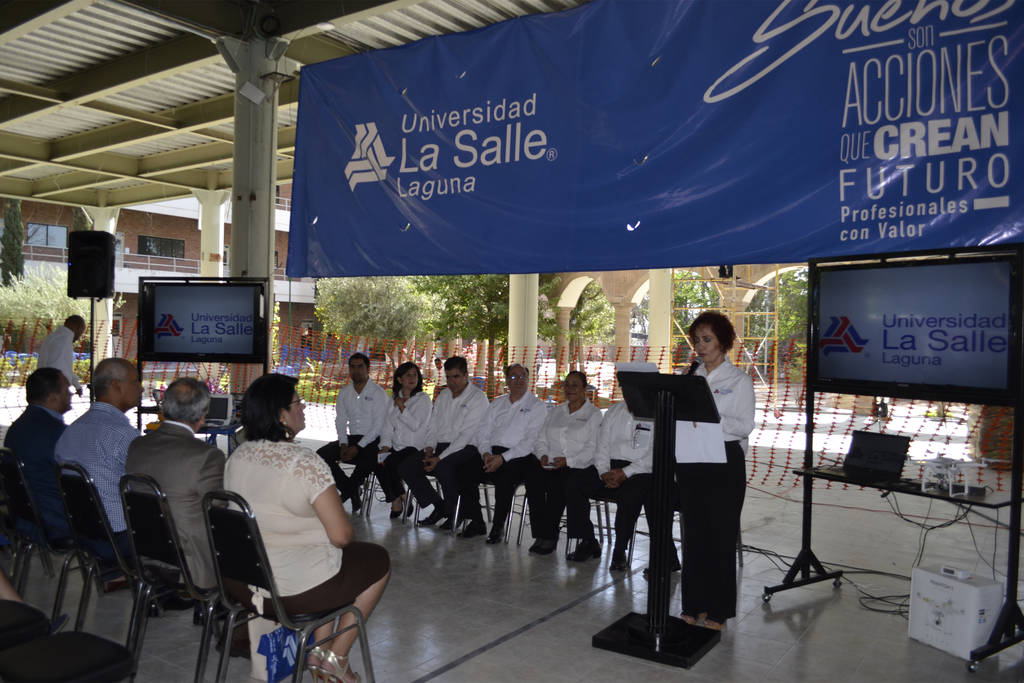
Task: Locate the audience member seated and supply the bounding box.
[225,373,390,683]
[54,358,142,561]
[126,377,225,589]
[398,356,489,535]
[378,362,431,519]
[467,363,547,544]
[564,363,658,569]
[526,371,602,556]
[3,368,72,541]
[328,353,393,514]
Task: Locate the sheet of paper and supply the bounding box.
[674,420,727,463]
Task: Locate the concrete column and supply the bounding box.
[508,273,538,369]
[555,306,572,377]
[647,269,672,373]
[192,189,230,277]
[82,207,119,362]
[613,301,633,363]
[217,36,295,359]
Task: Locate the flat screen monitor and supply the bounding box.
[138,279,268,364]
[809,248,1021,405]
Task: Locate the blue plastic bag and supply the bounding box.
[257,627,314,682]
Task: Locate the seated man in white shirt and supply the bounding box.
[398,356,489,535]
[565,362,658,570]
[464,364,547,544]
[327,352,392,513]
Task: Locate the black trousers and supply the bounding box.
[459,447,545,536]
[432,445,482,521]
[382,447,422,502]
[565,460,652,552]
[396,445,444,509]
[676,440,746,622]
[526,466,572,541]
[322,435,402,503]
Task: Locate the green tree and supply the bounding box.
[673,269,720,332]
[315,277,427,339]
[1,199,25,286]
[414,274,509,345]
[570,280,614,345]
[0,263,87,322]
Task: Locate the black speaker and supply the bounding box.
[67,231,115,299]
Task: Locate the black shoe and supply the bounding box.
[529,539,557,555]
[160,594,196,611]
[567,538,601,562]
[609,550,629,572]
[438,518,454,531]
[642,557,681,581]
[459,520,487,538]
[417,506,446,526]
[350,494,362,514]
[485,529,503,544]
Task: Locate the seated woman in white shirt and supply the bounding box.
[525,370,603,556]
[378,362,432,518]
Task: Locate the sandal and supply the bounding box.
[320,648,361,683]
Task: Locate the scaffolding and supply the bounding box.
[671,264,785,407]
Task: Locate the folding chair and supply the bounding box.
[0,451,75,596]
[120,473,218,682]
[203,490,374,683]
[0,599,135,682]
[55,462,141,639]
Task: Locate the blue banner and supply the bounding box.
[287,0,1024,277]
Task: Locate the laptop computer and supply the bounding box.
[842,430,911,484]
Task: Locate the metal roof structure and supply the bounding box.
[0,0,586,209]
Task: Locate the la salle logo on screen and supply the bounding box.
[820,316,868,355]
[154,313,184,339]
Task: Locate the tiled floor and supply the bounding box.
[13,465,1024,683]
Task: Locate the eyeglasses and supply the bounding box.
[508,374,527,381]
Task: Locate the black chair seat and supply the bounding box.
[0,600,49,650]
[0,631,133,682]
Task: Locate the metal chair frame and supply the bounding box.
[202,489,374,683]
[120,473,218,682]
[0,449,76,597]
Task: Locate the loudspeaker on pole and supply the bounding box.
[67,231,115,299]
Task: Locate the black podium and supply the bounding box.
[592,371,722,668]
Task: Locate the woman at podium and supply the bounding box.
[677,311,754,630]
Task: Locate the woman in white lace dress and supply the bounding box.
[225,373,390,683]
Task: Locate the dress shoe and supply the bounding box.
[485,529,503,544]
[350,493,362,514]
[567,538,601,562]
[642,556,681,581]
[437,518,454,531]
[160,594,196,611]
[417,506,446,526]
[609,550,629,572]
[459,520,487,538]
[528,539,557,555]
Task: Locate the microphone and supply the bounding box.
[687,358,702,375]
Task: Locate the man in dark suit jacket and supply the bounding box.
[3,367,72,541]
[126,377,224,589]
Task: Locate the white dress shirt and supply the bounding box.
[379,391,432,451]
[595,401,653,478]
[475,392,547,462]
[37,325,82,392]
[334,380,388,447]
[532,399,602,469]
[427,383,489,458]
[694,358,755,453]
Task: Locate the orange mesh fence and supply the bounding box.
[0,322,1012,492]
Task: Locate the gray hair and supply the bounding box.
[161,378,211,424]
[91,358,135,399]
